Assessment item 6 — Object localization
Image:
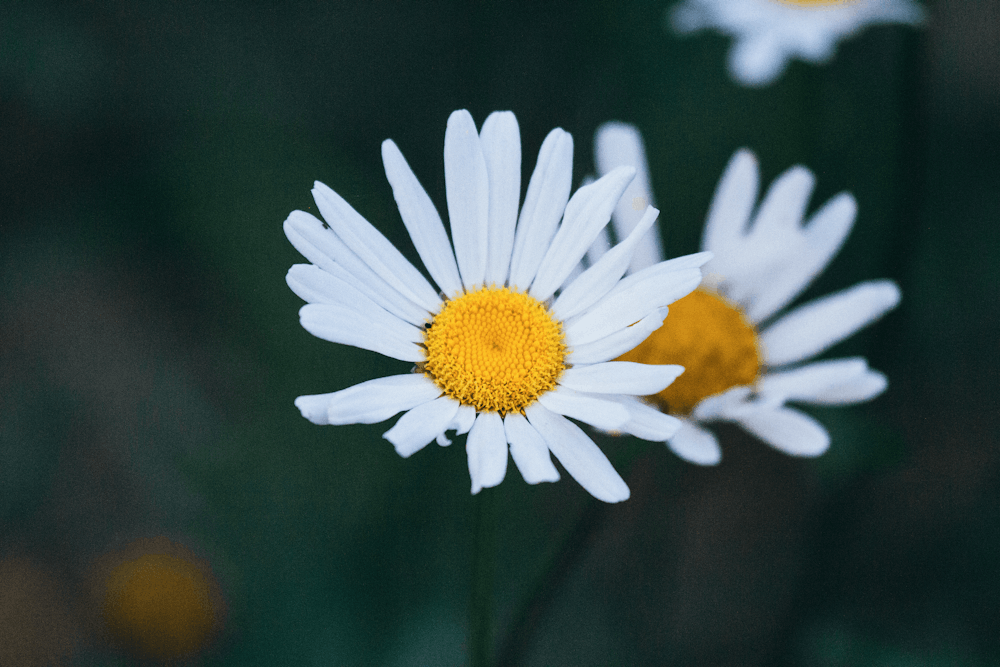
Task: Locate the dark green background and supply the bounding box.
[2,0,998,664]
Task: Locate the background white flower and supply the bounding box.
[669,0,925,86]
[285,111,711,502]
[588,122,900,465]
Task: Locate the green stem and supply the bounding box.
[496,436,650,667]
[470,489,498,667]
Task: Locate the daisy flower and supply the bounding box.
[588,122,900,465]
[668,0,925,87]
[284,110,712,502]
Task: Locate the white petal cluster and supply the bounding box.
[589,122,900,464]
[668,0,925,86]
[285,110,711,503]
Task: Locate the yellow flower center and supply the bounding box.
[617,288,761,416]
[773,0,858,7]
[422,286,566,413]
[103,554,217,660]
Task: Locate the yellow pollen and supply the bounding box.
[617,288,761,416]
[422,286,566,413]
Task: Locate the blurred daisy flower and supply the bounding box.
[668,0,925,86]
[588,123,900,465]
[285,110,712,503]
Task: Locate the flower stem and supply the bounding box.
[470,489,497,667]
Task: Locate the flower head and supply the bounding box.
[589,122,900,465]
[668,0,925,86]
[285,110,711,503]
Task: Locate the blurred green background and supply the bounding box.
[2,0,998,665]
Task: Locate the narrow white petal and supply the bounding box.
[284,211,433,325]
[584,221,611,267]
[504,412,560,484]
[381,139,464,298]
[383,395,461,458]
[552,206,660,321]
[690,387,758,421]
[525,403,629,503]
[701,149,758,260]
[760,281,901,366]
[667,421,722,466]
[593,395,683,442]
[508,128,573,291]
[325,374,442,425]
[294,393,336,425]
[747,192,857,323]
[563,267,702,346]
[810,371,887,405]
[444,110,490,289]
[737,407,830,457]
[750,165,815,248]
[480,112,521,287]
[559,361,684,396]
[529,166,636,301]
[727,35,789,87]
[594,122,662,272]
[287,264,430,328]
[452,404,477,435]
[536,385,629,431]
[566,307,667,366]
[466,412,509,493]
[312,182,443,312]
[758,358,888,406]
[299,303,424,363]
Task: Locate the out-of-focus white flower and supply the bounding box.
[588,122,900,465]
[284,110,712,502]
[668,0,925,86]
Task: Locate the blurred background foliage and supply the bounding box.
[1,0,999,665]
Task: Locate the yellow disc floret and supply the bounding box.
[617,288,761,416]
[423,286,566,413]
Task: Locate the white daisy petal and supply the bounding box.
[381,139,464,298]
[667,421,722,466]
[728,35,789,87]
[758,357,888,406]
[324,374,442,425]
[701,149,758,263]
[480,111,521,287]
[552,206,660,321]
[311,181,442,313]
[466,412,509,494]
[690,386,757,421]
[584,220,611,267]
[293,393,337,425]
[566,307,668,365]
[383,395,461,458]
[760,280,901,366]
[748,191,857,323]
[536,385,630,431]
[444,109,490,290]
[504,412,560,484]
[737,406,830,457]
[529,166,636,301]
[750,165,815,250]
[298,304,424,363]
[595,395,683,442]
[594,122,663,272]
[436,403,477,447]
[284,211,434,325]
[287,264,430,329]
[563,266,702,346]
[525,403,630,503]
[508,128,574,291]
[558,361,684,396]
